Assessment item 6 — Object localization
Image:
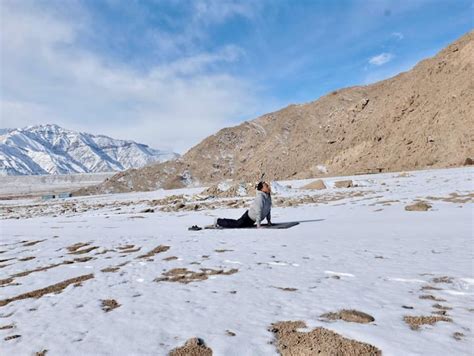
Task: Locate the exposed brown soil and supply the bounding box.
[403,315,452,330]
[0,278,14,286]
[269,320,381,355]
[73,256,95,263]
[11,262,69,278]
[23,240,45,247]
[155,268,238,284]
[137,245,170,259]
[163,256,178,261]
[405,201,432,211]
[35,350,48,356]
[120,247,141,253]
[301,179,326,190]
[0,323,15,330]
[118,244,135,250]
[8,256,93,279]
[419,294,446,302]
[101,299,120,312]
[169,337,213,356]
[420,285,442,291]
[432,303,452,311]
[425,192,474,204]
[432,276,454,284]
[67,242,90,252]
[273,287,298,292]
[18,256,36,262]
[101,267,120,273]
[0,274,94,307]
[69,246,99,255]
[321,309,375,324]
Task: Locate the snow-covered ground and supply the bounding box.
[0,167,472,355]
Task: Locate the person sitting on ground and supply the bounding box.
[215,181,272,228]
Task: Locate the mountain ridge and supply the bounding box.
[0,124,179,175]
[76,30,474,195]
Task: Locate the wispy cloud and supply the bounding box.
[368,52,394,66]
[391,32,404,40]
[0,1,273,153]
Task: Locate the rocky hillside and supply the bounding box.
[77,31,473,195]
[0,124,179,175]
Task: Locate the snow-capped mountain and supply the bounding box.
[0,124,179,175]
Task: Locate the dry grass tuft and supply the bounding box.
[137,245,170,259]
[155,267,238,284]
[403,315,452,330]
[0,274,94,307]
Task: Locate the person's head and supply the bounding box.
[257,181,271,194]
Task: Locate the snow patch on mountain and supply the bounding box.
[0,124,179,175]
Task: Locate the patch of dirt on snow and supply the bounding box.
[321,309,375,324]
[0,274,94,307]
[269,320,381,355]
[66,242,90,252]
[273,287,298,292]
[432,303,452,311]
[18,256,36,262]
[425,192,474,204]
[69,246,99,255]
[419,294,446,302]
[405,201,432,211]
[0,277,14,286]
[0,323,15,330]
[403,315,452,330]
[432,276,454,284]
[453,332,465,341]
[155,268,238,284]
[101,299,120,312]
[169,337,213,356]
[420,285,442,291]
[101,267,120,273]
[137,245,170,259]
[4,334,21,341]
[163,256,178,261]
[23,240,45,247]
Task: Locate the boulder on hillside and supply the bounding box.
[334,180,354,188]
[301,179,327,190]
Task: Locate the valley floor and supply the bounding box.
[0,167,473,355]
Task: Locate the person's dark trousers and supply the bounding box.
[217,210,255,228]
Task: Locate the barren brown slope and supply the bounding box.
[76,31,473,195]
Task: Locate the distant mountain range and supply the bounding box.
[0,124,179,175]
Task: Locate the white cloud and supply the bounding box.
[0,1,272,153]
[391,31,404,40]
[368,52,394,66]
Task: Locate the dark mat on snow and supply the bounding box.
[203,222,300,230]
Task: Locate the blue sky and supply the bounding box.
[1,0,472,152]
